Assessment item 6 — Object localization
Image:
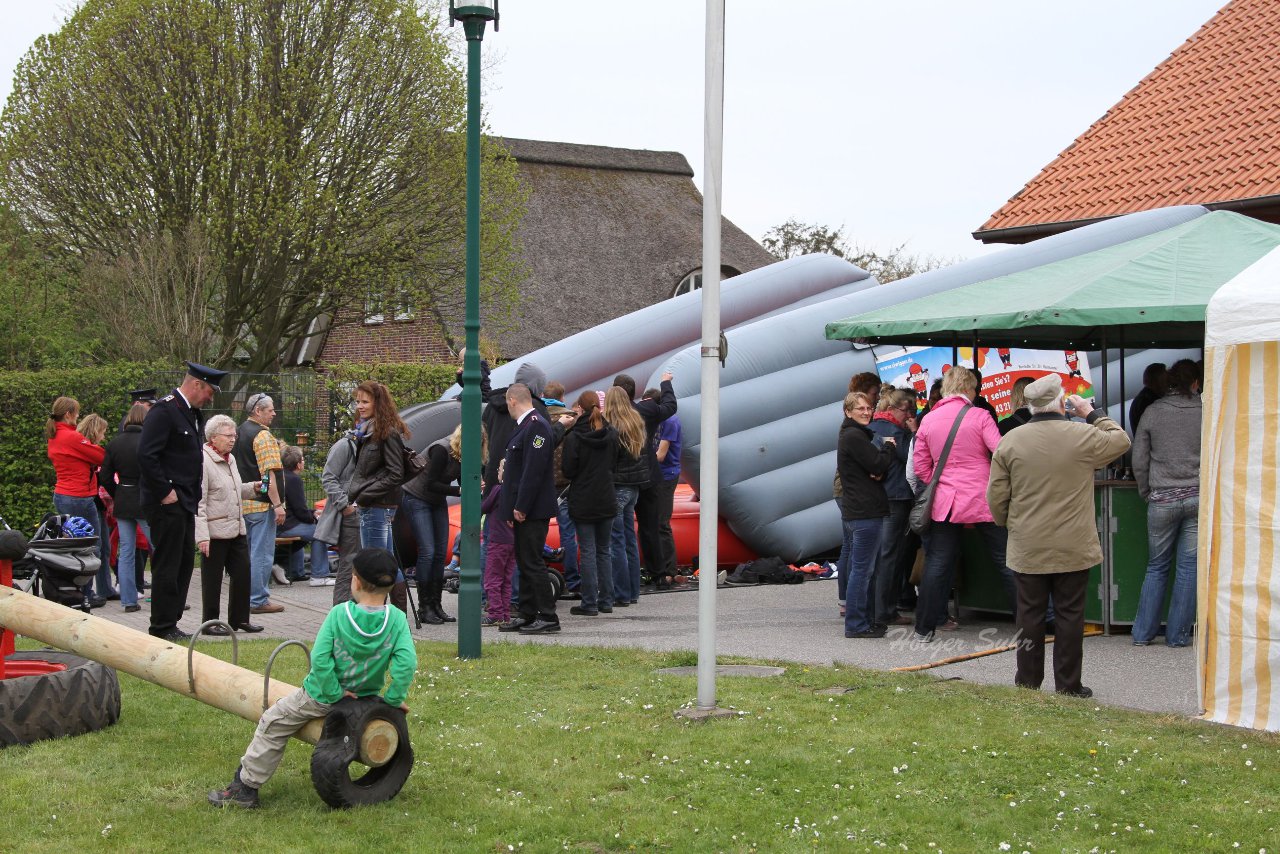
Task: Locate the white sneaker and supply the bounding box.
[309,577,336,587]
[271,565,290,585]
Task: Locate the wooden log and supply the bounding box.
[0,585,323,744]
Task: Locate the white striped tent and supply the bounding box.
[1199,246,1280,730]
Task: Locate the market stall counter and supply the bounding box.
[954,479,1177,632]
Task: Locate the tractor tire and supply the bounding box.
[0,650,121,746]
[310,697,413,808]
[548,568,564,601]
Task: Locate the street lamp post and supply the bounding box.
[449,0,498,660]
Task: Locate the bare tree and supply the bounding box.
[761,219,955,283]
[79,224,221,363]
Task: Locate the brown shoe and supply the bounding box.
[250,602,284,614]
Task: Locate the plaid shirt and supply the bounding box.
[242,427,283,514]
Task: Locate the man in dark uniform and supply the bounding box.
[118,388,158,433]
[495,383,561,634]
[137,362,226,641]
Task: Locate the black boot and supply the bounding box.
[417,579,444,624]
[390,580,410,618]
[432,585,456,623]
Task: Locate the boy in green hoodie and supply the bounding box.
[209,547,417,808]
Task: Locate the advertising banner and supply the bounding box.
[873,346,1093,420]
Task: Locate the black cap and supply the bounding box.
[129,388,158,404]
[184,361,229,391]
[352,548,399,589]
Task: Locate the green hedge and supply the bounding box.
[0,363,163,534]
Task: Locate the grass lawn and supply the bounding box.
[1,638,1277,852]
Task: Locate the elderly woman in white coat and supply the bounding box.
[197,414,264,635]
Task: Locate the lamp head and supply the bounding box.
[449,0,499,30]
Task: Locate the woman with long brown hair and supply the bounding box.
[604,386,648,606]
[46,396,114,607]
[346,380,409,554]
[561,390,620,615]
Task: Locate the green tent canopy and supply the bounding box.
[823,211,1280,348]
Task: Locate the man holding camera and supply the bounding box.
[987,374,1131,698]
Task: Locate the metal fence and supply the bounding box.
[143,370,331,507]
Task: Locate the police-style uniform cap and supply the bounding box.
[129,388,158,404]
[352,547,399,589]
[184,361,228,391]
[1024,373,1064,408]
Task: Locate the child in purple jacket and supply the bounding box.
[481,460,517,626]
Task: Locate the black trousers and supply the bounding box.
[1014,569,1088,693]
[200,535,251,628]
[145,503,195,637]
[652,477,679,577]
[635,483,664,576]
[513,518,557,622]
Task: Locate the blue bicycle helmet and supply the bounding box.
[62,515,96,539]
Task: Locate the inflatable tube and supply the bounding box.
[401,400,460,454]
[440,253,871,401]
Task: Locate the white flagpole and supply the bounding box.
[696,0,725,711]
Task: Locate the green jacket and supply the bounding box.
[304,601,417,707]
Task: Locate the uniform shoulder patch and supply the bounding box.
[532,435,546,449]
[161,394,176,402]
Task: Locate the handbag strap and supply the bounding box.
[926,404,973,487]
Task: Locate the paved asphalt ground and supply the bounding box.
[94,569,1200,719]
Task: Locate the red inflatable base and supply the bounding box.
[448,483,755,569]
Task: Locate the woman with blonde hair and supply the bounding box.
[839,391,897,637]
[403,424,485,624]
[46,396,114,607]
[77,413,109,445]
[911,365,1013,641]
[605,386,648,606]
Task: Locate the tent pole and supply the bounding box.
[1099,328,1111,636]
[1118,327,1127,432]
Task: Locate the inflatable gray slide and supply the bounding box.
[436,205,1207,561]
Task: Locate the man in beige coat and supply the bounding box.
[988,374,1131,698]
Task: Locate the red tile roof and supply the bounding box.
[976,0,1280,241]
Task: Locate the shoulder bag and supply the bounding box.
[908,404,972,536]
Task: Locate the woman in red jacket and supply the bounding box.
[45,396,115,607]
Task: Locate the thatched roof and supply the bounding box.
[493,137,775,356]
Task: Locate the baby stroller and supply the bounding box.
[10,514,101,612]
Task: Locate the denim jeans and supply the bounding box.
[575,517,614,610]
[842,517,884,635]
[402,493,447,587]
[1132,496,1199,646]
[359,506,396,552]
[914,520,1015,636]
[116,517,151,607]
[244,509,276,607]
[834,499,849,604]
[277,521,331,579]
[53,493,115,599]
[611,486,640,603]
[872,500,912,623]
[556,499,580,591]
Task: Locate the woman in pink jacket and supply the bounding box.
[911,366,1015,641]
